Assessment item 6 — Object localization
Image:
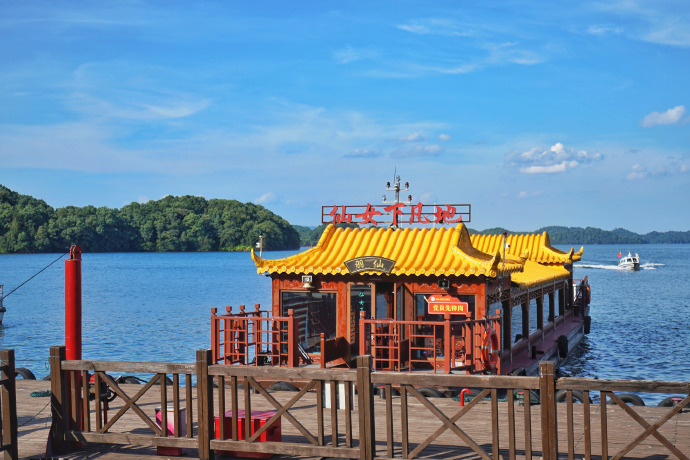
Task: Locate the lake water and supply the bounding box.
[1,245,688,403]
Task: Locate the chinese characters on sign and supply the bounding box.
[427,295,469,315]
[322,203,471,226]
[344,257,395,274]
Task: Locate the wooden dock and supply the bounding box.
[16,379,689,460]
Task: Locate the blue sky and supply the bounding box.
[1,1,688,233]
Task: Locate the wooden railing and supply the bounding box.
[48,346,690,460]
[48,346,198,457]
[211,305,299,367]
[0,349,18,460]
[359,312,502,373]
[555,377,690,460]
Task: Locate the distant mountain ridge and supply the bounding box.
[475,226,690,245]
[297,223,690,246]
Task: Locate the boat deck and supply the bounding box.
[15,378,688,459]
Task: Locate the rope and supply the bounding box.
[0,252,69,302]
[19,398,51,427]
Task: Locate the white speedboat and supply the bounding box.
[618,252,640,271]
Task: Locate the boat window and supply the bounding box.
[281,291,337,352]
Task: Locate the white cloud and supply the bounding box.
[333,45,378,64]
[681,164,689,173]
[343,148,381,158]
[255,192,276,204]
[518,190,543,198]
[626,164,647,180]
[521,162,578,174]
[506,142,603,174]
[587,24,623,36]
[396,18,473,37]
[391,144,443,158]
[641,105,686,127]
[483,42,544,66]
[397,132,424,142]
[439,133,451,141]
[595,1,690,47]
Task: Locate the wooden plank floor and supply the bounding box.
[15,380,689,459]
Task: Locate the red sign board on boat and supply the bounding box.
[322,203,471,226]
[427,295,469,315]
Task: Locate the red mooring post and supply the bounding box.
[65,245,82,361]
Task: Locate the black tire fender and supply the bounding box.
[555,389,591,403]
[418,387,445,398]
[657,396,683,407]
[509,367,527,376]
[606,393,645,406]
[557,335,568,359]
[269,381,299,392]
[15,367,36,380]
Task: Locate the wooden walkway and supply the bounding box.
[16,379,689,460]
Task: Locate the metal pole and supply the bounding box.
[65,245,82,361]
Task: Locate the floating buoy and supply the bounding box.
[481,327,500,372]
[584,315,591,334]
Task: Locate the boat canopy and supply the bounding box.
[252,224,525,277]
[471,231,583,265]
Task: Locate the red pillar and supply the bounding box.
[65,245,82,361]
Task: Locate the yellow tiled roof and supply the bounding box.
[252,224,524,277]
[510,260,571,289]
[470,231,583,265]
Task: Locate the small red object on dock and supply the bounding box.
[215,410,282,458]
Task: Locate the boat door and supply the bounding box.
[350,282,400,354]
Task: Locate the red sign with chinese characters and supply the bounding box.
[322,203,471,226]
[427,295,469,315]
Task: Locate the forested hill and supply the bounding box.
[2,185,688,253]
[0,185,300,253]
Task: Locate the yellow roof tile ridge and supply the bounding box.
[422,227,444,274]
[537,230,581,263]
[573,246,584,261]
[252,224,331,274]
[323,226,355,272]
[450,225,499,276]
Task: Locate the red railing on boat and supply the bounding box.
[210,304,299,367]
[358,311,502,374]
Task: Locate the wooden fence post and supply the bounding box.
[196,349,215,460]
[356,355,375,460]
[48,346,68,456]
[1,349,18,460]
[539,361,557,460]
[211,308,218,364]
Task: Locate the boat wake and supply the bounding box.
[576,263,664,270]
